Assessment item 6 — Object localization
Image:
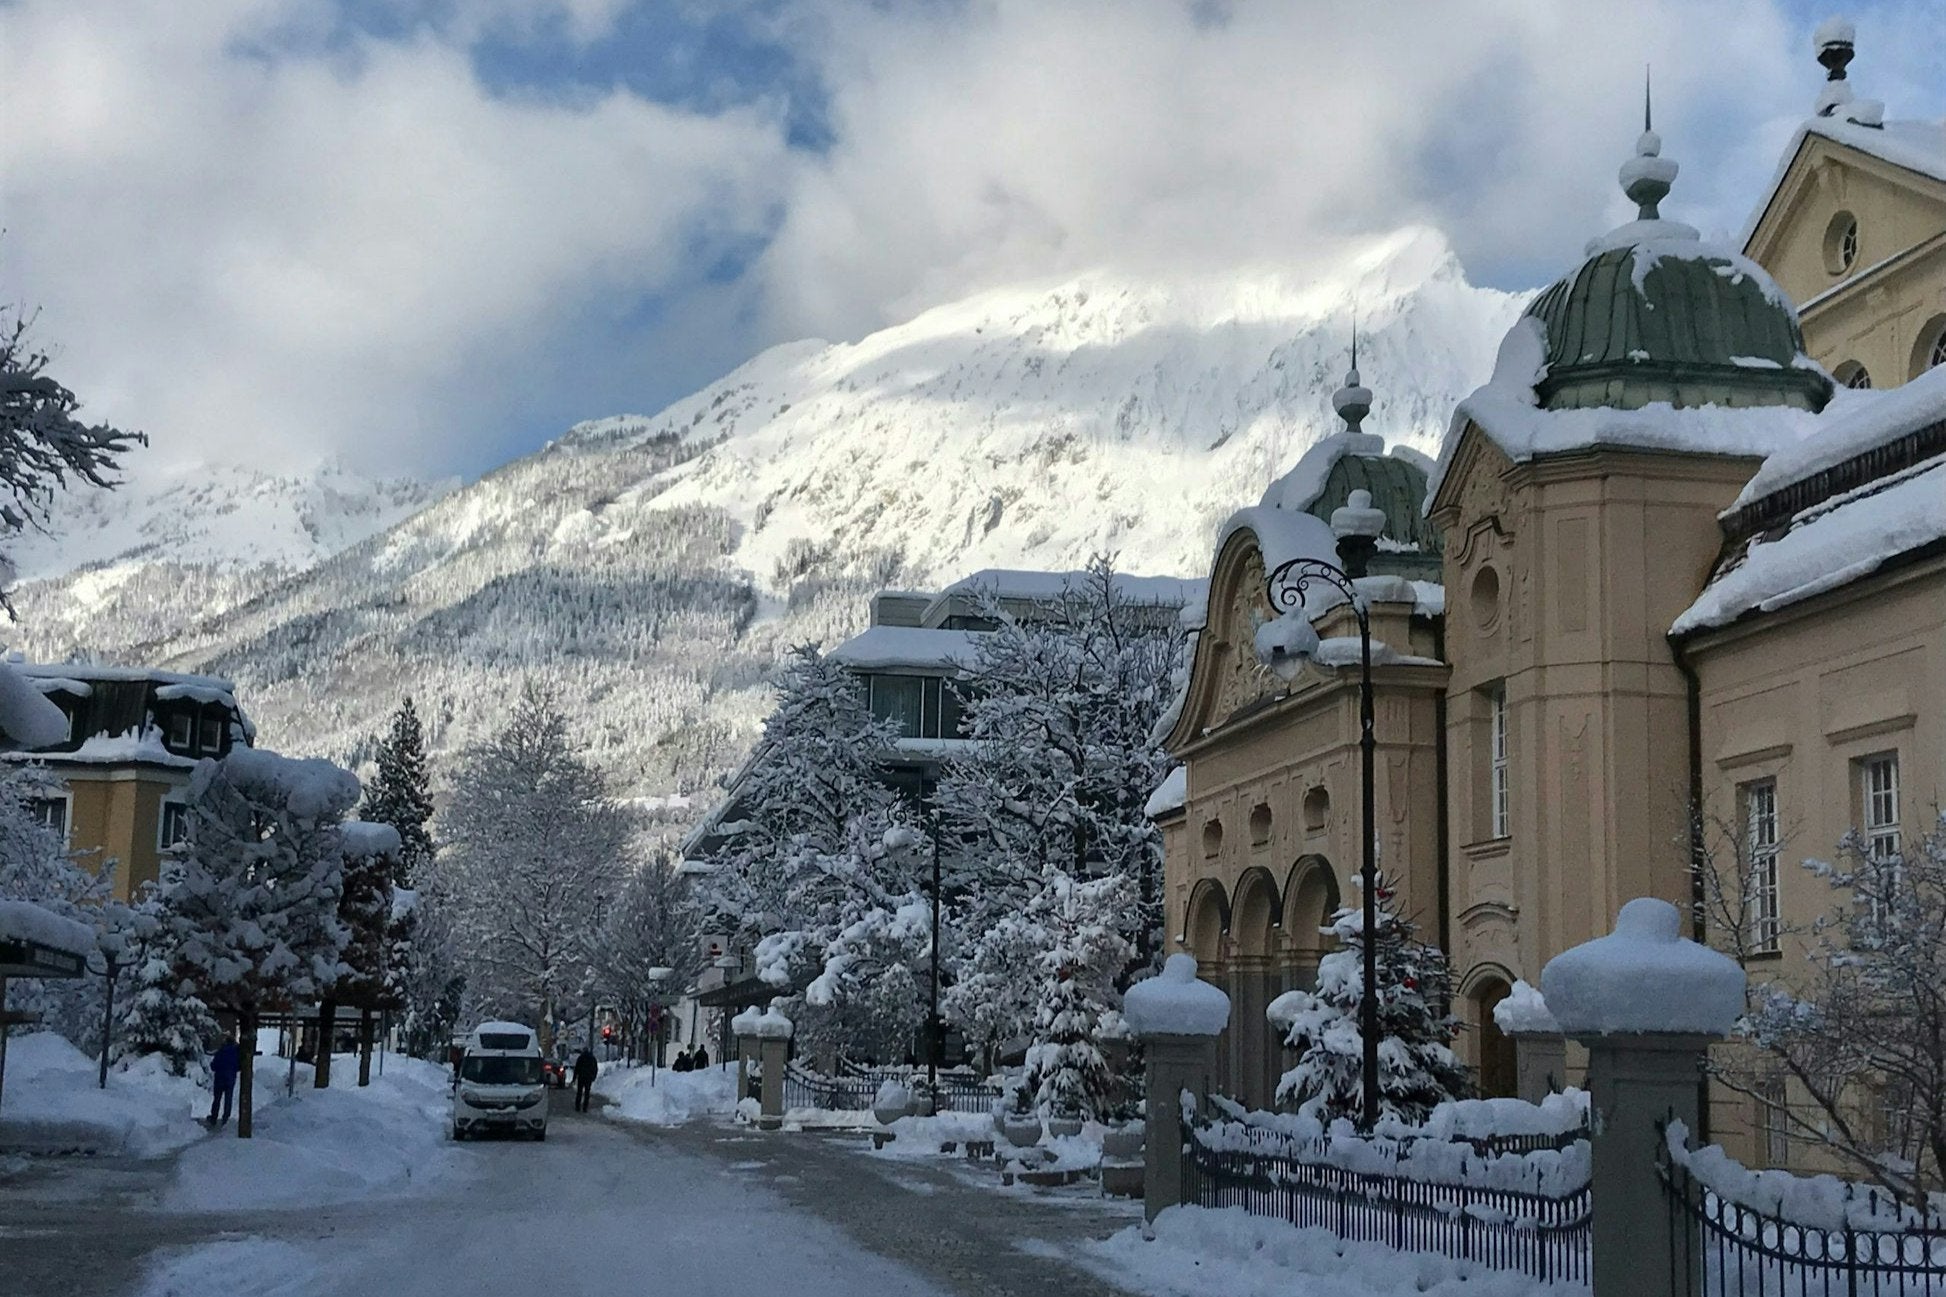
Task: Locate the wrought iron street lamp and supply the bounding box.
[1262,369,1389,1130]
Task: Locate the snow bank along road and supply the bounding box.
[1,1101,1143,1297]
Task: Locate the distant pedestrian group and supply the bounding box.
[671,1045,710,1072]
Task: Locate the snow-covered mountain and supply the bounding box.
[12,460,451,582]
[8,226,1526,804]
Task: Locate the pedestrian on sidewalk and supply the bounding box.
[693,1043,708,1070]
[208,1031,241,1127]
[572,1047,598,1113]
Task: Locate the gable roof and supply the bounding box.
[1743,115,1946,253]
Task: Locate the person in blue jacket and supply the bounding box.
[209,1031,241,1126]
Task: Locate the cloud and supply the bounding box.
[1,0,1939,484]
[0,0,788,477]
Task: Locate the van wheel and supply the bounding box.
[535,1129,547,1142]
[452,1124,465,1141]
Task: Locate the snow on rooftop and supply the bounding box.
[0,661,73,748]
[1123,953,1231,1037]
[16,662,238,692]
[1144,766,1186,819]
[941,568,1204,609]
[27,676,91,698]
[825,626,984,671]
[1731,363,1946,510]
[1540,898,1744,1037]
[1428,317,1827,508]
[1674,455,1946,635]
[0,898,95,957]
[1743,113,1946,247]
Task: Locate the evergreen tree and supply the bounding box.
[116,899,217,1075]
[360,698,435,890]
[159,747,360,1134]
[1271,877,1469,1125]
[1019,869,1134,1121]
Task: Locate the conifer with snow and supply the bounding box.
[437,681,631,1037]
[1270,877,1469,1126]
[1018,869,1135,1121]
[115,902,217,1075]
[159,747,360,1133]
[360,698,435,890]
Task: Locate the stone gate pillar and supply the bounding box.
[1541,899,1745,1297]
[1124,954,1232,1222]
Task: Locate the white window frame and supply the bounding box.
[197,713,224,754]
[1489,685,1510,839]
[1759,1076,1789,1167]
[1743,778,1781,955]
[165,712,194,750]
[158,798,190,852]
[26,792,72,844]
[1861,754,1901,862]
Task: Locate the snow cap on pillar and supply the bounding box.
[1541,898,1745,1038]
[731,1002,794,1040]
[1123,953,1231,1038]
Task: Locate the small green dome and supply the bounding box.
[1524,242,1832,413]
[1305,450,1443,582]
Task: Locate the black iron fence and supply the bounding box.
[782,1061,878,1111]
[838,1061,1006,1114]
[1660,1135,1946,1295]
[1183,1106,1591,1285]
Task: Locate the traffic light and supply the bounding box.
[601,1024,614,1042]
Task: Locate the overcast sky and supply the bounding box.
[3,0,1941,484]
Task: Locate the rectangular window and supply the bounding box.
[198,714,224,754]
[26,796,69,838]
[1861,754,1900,860]
[158,800,190,851]
[165,712,194,750]
[868,675,925,738]
[1743,779,1781,955]
[1759,1077,1788,1167]
[1489,685,1509,839]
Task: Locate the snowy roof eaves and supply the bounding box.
[1729,364,1946,512]
[15,662,239,693]
[1674,454,1946,637]
[931,568,1206,624]
[1742,115,1946,252]
[826,625,984,672]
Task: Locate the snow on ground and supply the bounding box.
[869,1110,995,1158]
[594,1060,740,1126]
[163,1052,465,1211]
[0,1032,207,1156]
[1071,1205,1583,1297]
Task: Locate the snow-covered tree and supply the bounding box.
[1018,869,1135,1121]
[935,556,1181,987]
[596,854,705,1060]
[1737,815,1946,1204]
[318,821,399,1086]
[360,698,435,890]
[437,681,631,1041]
[0,306,146,613]
[1271,879,1469,1126]
[160,747,360,1135]
[116,896,217,1075]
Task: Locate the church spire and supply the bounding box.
[1332,317,1373,434]
[1619,69,1678,222]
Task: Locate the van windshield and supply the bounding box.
[461,1055,543,1086]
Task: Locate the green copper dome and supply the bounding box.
[1524,243,1832,413]
[1523,119,1832,414]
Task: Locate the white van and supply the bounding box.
[451,1021,550,1141]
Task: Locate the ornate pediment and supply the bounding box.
[1164,529,1286,751]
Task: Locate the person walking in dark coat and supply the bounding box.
[572,1048,598,1113]
[693,1044,708,1070]
[208,1033,241,1126]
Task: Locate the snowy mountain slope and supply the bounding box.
[611,226,1524,586]
[11,460,451,582]
[10,227,1527,803]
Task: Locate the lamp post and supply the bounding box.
[926,794,943,1099]
[1263,485,1386,1130]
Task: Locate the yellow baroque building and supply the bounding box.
[1154,33,1944,1168]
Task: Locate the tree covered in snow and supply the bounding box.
[116,894,217,1075]
[595,853,706,1059]
[359,697,435,890]
[1271,879,1469,1126]
[0,306,146,613]
[436,681,632,1039]
[1017,869,1135,1121]
[1736,815,1946,1204]
[333,824,399,1010]
[935,556,1181,981]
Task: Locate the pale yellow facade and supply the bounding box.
[59,767,189,902]
[1746,131,1946,389]
[1155,87,1946,1148]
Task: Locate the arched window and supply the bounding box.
[1834,360,1872,390]
[1201,819,1224,858]
[1248,803,1273,845]
[1913,315,1946,380]
[1822,211,1860,275]
[1302,787,1330,834]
